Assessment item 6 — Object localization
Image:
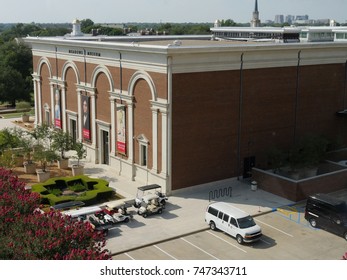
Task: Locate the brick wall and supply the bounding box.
[171,63,347,191]
[253,166,347,201]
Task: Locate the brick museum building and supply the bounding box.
[24,21,347,194]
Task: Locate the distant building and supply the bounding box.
[296,15,309,21]
[315,19,332,25]
[275,15,284,24]
[100,23,125,29]
[286,15,295,24]
[210,26,300,43]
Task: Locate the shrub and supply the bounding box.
[69,183,86,192]
[15,101,31,111]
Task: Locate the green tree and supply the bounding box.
[0,23,40,41]
[221,19,237,27]
[0,65,26,107]
[30,27,69,37]
[98,26,123,36]
[81,19,94,33]
[0,41,33,105]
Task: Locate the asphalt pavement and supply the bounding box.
[0,117,294,256]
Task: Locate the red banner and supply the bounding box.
[117,141,126,154]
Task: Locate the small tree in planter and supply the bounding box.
[20,131,36,173]
[71,140,87,176]
[33,144,59,182]
[51,129,74,169]
[30,124,58,182]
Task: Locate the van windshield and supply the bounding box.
[237,216,256,229]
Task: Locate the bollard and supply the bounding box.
[251,181,257,191]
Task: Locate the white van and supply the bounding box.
[205,202,262,244]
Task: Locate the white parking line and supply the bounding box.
[124,253,135,260]
[180,237,219,260]
[255,219,294,237]
[206,231,247,253]
[154,245,177,260]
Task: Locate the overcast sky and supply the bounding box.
[1,0,346,24]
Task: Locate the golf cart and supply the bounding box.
[137,194,163,218]
[103,201,133,224]
[63,205,119,236]
[86,215,114,236]
[134,184,168,209]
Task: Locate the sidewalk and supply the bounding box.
[82,163,294,256]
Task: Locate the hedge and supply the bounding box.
[31,175,115,206]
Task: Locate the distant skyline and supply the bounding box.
[0,0,346,24]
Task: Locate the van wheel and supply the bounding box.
[209,221,217,231]
[309,218,317,228]
[236,235,243,244]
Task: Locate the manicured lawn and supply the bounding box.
[0,109,35,119]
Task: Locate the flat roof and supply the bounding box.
[24,34,278,51]
[139,39,263,47]
[211,27,301,34]
[24,33,347,55]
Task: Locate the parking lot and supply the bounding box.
[112,204,347,260]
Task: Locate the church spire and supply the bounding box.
[251,0,261,27]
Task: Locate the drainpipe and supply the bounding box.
[237,53,244,180]
[294,50,301,145]
[343,60,347,109]
[119,52,123,95]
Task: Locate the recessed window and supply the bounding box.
[137,134,149,167]
[45,110,50,125]
[140,144,147,166]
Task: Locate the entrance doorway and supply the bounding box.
[243,156,255,178]
[101,130,109,165]
[70,119,77,144]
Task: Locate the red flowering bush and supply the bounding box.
[0,168,111,260]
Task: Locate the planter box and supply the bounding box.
[22,114,30,123]
[36,170,51,183]
[24,162,36,174]
[12,155,24,167]
[57,158,69,169]
[71,165,84,176]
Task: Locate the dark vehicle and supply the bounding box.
[304,193,347,241]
